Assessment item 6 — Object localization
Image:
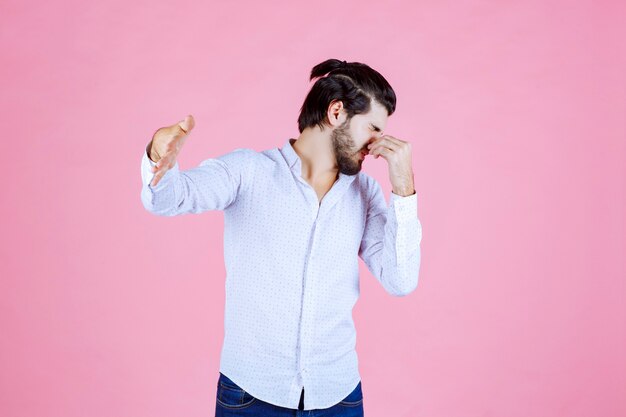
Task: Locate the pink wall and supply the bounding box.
[1,0,624,416]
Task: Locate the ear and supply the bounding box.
[326,99,348,128]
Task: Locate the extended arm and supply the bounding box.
[140,144,256,216]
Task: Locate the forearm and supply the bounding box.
[359,189,422,297]
[139,145,255,216]
[379,192,422,295]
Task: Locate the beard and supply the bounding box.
[330,117,364,176]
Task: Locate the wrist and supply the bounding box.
[392,185,415,197]
[146,140,160,163]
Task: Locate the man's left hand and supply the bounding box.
[367,135,416,197]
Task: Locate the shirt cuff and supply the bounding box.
[391,191,422,256]
[390,191,418,221]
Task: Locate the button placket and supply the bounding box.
[298,192,321,381]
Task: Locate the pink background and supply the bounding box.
[1,1,624,416]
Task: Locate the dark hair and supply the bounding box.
[296,58,397,133]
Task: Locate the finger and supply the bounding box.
[370,145,388,159]
[377,147,392,159]
[379,135,404,146]
[150,154,164,173]
[151,173,164,187]
[150,163,166,186]
[368,138,400,153]
[150,165,169,187]
[150,173,159,187]
[177,114,195,136]
[156,143,178,168]
[150,152,175,186]
[152,162,170,181]
[369,141,398,157]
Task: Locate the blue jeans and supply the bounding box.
[215,372,364,416]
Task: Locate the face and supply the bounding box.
[330,100,388,176]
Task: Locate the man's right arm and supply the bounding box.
[140,143,256,216]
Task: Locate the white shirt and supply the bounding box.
[140,137,422,410]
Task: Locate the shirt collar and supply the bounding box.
[281,138,300,172]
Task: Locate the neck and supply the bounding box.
[292,128,339,181]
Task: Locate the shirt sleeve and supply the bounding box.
[358,180,422,296]
[140,145,256,216]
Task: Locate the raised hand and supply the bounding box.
[147,114,195,187]
[367,134,416,197]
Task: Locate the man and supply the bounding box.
[140,58,422,416]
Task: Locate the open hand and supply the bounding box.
[148,115,195,187]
